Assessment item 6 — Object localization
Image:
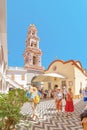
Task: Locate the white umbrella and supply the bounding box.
[32,72,65,83]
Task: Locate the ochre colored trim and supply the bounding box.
[45,59,87,77]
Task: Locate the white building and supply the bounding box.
[0,0,8,93]
[6,25,44,90]
[0,0,87,96]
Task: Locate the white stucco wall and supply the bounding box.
[7,67,27,89]
[0,0,8,93]
[0,0,8,67]
[44,60,87,96]
[26,72,39,84]
[14,75,27,87]
[45,61,75,92]
[74,67,87,95]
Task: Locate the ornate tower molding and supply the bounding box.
[24,24,44,73]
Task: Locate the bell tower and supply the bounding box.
[24,24,44,73]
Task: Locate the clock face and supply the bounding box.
[53,66,57,71]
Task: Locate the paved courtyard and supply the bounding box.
[19,99,85,130]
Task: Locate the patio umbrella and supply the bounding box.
[32,72,65,83]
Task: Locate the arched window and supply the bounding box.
[33,56,37,65]
[31,42,33,47]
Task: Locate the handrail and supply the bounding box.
[0,71,23,89]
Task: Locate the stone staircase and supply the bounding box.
[0,71,23,92]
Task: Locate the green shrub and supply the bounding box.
[0,88,28,130]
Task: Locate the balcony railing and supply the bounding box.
[8,66,25,70]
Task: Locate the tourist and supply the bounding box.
[55,87,63,114]
[54,85,58,108]
[41,89,44,99]
[48,89,52,98]
[51,89,54,98]
[26,86,40,120]
[65,88,74,117]
[83,87,87,106]
[26,87,31,99]
[38,89,42,99]
[62,86,67,100]
[44,89,48,98]
[79,87,82,98]
[54,85,58,98]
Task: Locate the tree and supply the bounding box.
[0,88,28,130]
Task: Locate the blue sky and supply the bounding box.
[7,0,87,70]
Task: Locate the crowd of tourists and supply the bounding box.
[26,84,75,120]
[53,85,74,117]
[25,84,87,129]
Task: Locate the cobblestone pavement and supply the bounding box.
[19,99,85,130]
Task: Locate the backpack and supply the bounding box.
[26,92,31,99]
[34,95,40,104]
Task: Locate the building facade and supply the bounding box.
[7,67,27,89]
[0,0,8,93]
[44,60,87,96]
[0,0,8,72]
[6,24,44,90]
